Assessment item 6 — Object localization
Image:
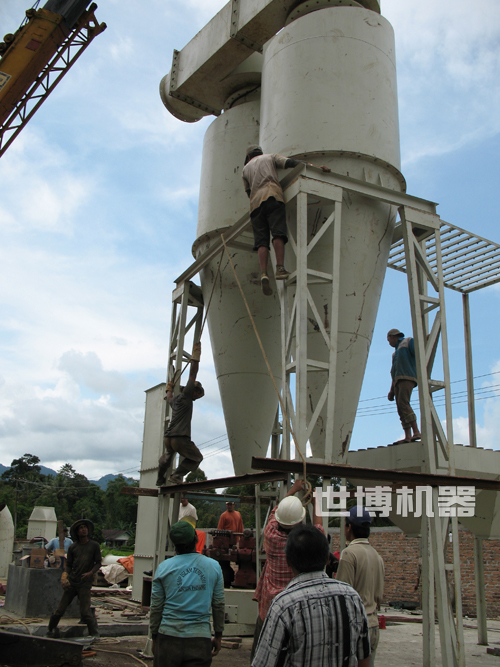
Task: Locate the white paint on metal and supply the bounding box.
[389,221,500,293]
[0,504,14,578]
[26,506,57,541]
[193,99,283,475]
[261,7,401,462]
[261,8,401,170]
[132,383,166,602]
[160,1,380,119]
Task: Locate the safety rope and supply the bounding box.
[0,613,42,633]
[220,234,313,505]
[93,646,148,667]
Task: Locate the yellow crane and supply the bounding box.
[0,0,106,156]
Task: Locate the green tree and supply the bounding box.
[102,475,138,539]
[1,453,42,482]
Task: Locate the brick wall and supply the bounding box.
[328,527,500,618]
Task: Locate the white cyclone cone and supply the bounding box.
[260,6,404,461]
[193,97,282,475]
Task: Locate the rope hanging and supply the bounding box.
[220,234,313,505]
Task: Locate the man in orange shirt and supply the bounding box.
[217,501,244,533]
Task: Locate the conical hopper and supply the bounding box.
[193,97,282,475]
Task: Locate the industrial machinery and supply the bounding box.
[0,0,106,156]
[128,2,500,664]
[205,528,257,589]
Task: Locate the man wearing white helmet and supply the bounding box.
[251,479,324,659]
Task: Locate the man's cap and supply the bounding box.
[387,328,404,338]
[194,381,205,398]
[70,519,94,541]
[170,520,196,546]
[180,516,196,529]
[226,501,235,505]
[348,506,372,527]
[246,144,263,156]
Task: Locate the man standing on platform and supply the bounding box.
[157,342,205,486]
[47,519,101,640]
[387,328,421,444]
[217,501,244,532]
[336,507,385,667]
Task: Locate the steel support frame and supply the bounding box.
[462,293,488,646]
[278,176,344,466]
[400,206,465,667]
[137,167,489,666]
[0,6,106,157]
[152,281,204,574]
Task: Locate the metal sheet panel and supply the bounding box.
[132,384,166,600]
[194,101,282,475]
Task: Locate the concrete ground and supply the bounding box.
[2,623,500,666]
[58,623,500,667]
[2,587,500,666]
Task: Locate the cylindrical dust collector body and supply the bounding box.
[194,99,282,475]
[260,7,403,460]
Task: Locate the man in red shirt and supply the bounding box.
[217,501,244,533]
[251,479,324,658]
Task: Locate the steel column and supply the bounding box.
[462,293,478,449]
[400,206,464,667]
[473,536,488,645]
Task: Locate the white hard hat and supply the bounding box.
[275,496,306,527]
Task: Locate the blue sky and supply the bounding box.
[0,0,499,481]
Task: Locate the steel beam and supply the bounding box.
[251,456,500,491]
[163,0,380,118]
[124,471,286,497]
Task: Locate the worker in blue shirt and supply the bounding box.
[150,520,225,666]
[45,527,73,553]
[387,328,421,444]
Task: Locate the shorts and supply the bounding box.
[251,197,288,250]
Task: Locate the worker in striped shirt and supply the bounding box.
[251,479,324,659]
[252,524,370,667]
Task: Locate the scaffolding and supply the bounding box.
[132,165,500,666]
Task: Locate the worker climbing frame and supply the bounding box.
[148,165,499,667]
[152,280,204,575]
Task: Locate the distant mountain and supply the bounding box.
[40,465,57,477]
[0,463,124,490]
[0,463,57,477]
[90,474,117,490]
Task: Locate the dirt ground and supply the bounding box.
[81,636,254,667]
[80,621,500,667]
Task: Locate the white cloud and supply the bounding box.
[384,0,500,165]
[1,0,499,486]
